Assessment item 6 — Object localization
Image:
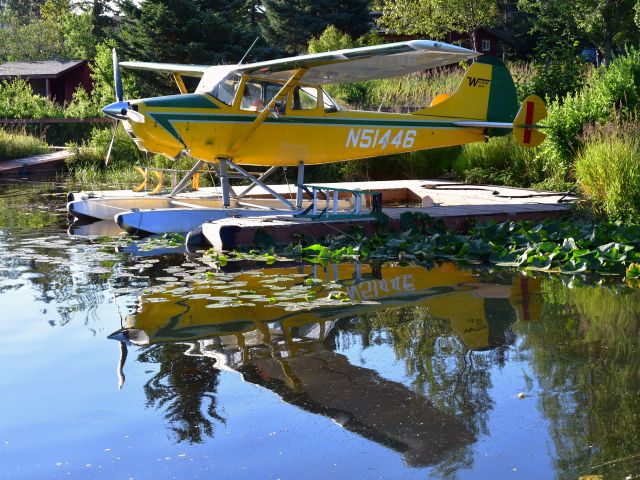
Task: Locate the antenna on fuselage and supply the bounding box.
[238,37,260,65]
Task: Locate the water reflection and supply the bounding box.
[112,262,542,468]
[517,280,640,479]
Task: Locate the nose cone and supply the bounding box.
[102,100,130,120]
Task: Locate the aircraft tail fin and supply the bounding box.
[512,95,547,148]
[413,56,519,124]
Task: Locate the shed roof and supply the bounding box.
[0,60,87,79]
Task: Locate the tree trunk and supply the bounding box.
[602,38,613,67]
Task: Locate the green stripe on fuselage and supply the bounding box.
[146,112,462,130]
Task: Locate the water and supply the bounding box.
[2,182,640,479]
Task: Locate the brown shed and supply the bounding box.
[0,60,93,104]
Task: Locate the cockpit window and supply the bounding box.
[292,87,319,110]
[210,73,241,106]
[240,80,288,113]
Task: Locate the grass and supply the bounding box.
[575,122,640,221]
[0,129,49,161]
[452,136,548,188]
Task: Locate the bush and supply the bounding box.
[575,123,640,221]
[67,124,146,171]
[0,79,62,119]
[452,136,546,187]
[537,47,640,186]
[0,129,49,161]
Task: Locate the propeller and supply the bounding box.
[102,49,145,164]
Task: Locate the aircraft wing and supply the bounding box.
[119,61,209,78]
[236,40,478,84]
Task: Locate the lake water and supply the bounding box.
[2,182,640,479]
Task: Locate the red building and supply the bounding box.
[0,60,93,104]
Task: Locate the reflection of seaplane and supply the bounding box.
[109,262,540,467]
[68,40,546,235]
[110,262,541,353]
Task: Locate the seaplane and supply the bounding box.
[66,39,547,235]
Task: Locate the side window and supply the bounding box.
[265,84,287,114]
[241,81,264,111]
[292,87,319,111]
[210,74,240,106]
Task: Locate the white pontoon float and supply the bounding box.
[67,160,381,235]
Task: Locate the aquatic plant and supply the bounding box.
[208,214,640,280]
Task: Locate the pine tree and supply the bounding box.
[259,0,371,54]
[116,0,262,65]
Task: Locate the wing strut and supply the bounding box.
[228,68,307,156]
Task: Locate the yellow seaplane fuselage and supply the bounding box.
[108,42,546,168]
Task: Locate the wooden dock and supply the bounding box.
[200,180,576,249]
[0,149,72,175]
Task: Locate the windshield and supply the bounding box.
[209,73,241,106]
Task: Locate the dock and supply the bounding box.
[0,149,72,175]
[199,179,576,249]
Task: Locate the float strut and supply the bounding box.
[169,159,204,197]
[219,158,232,207]
[296,161,305,209]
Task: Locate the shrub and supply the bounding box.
[575,123,640,221]
[0,79,62,119]
[453,136,545,187]
[0,129,49,161]
[537,47,640,186]
[67,124,146,171]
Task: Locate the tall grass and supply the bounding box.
[363,67,465,111]
[452,136,548,188]
[0,129,49,161]
[575,122,640,221]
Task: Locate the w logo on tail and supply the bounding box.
[468,77,491,88]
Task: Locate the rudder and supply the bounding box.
[414,56,519,125]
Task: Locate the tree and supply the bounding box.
[259,0,371,54]
[518,0,639,66]
[3,0,47,21]
[0,0,95,61]
[378,0,499,52]
[116,0,263,65]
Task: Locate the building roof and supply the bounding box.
[0,60,87,79]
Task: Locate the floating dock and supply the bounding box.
[199,180,575,249]
[0,149,72,175]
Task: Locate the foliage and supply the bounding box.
[307,26,371,106]
[0,79,62,119]
[0,0,96,62]
[536,47,640,187]
[575,122,640,221]
[0,129,49,161]
[66,124,145,171]
[118,0,263,64]
[378,0,499,50]
[260,0,371,54]
[364,67,465,110]
[217,214,640,281]
[453,136,545,187]
[527,38,588,100]
[66,123,198,187]
[518,0,639,65]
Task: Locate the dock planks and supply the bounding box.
[0,149,72,175]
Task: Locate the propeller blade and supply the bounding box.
[112,48,123,102]
[105,122,118,165]
[126,109,145,123]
